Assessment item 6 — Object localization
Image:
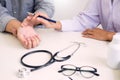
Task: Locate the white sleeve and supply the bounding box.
[60,0,100,32]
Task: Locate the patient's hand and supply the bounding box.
[17,27,40,49]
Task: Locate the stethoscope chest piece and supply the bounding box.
[17,68,31,78]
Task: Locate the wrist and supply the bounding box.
[5,19,21,37]
[21,22,34,28]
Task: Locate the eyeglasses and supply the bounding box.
[58,64,100,79]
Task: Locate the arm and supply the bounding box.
[0,4,16,32]
[0,4,40,49]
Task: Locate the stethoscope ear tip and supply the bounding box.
[17,68,31,78]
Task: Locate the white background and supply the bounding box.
[53,0,89,20]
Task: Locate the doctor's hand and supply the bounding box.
[82,28,115,41]
[22,12,49,27]
[37,17,62,30]
[17,27,40,49]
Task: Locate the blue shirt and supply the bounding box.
[0,0,54,32]
[61,0,120,32]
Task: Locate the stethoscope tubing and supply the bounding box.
[20,42,81,72]
[21,50,53,71]
[20,50,70,72]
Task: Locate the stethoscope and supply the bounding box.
[17,42,83,78]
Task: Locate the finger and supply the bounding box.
[17,27,29,48]
[34,34,41,47]
[24,41,28,48]
[21,41,28,49]
[34,12,49,18]
[82,34,97,40]
[22,16,34,27]
[26,37,32,49]
[35,34,41,43]
[82,29,89,34]
[31,37,37,48]
[82,29,93,35]
[31,35,40,48]
[31,12,41,20]
[37,18,50,27]
[17,34,28,48]
[26,16,33,21]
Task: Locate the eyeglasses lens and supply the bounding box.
[80,66,95,78]
[62,64,76,76]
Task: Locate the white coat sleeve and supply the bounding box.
[60,0,100,32]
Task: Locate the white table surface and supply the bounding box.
[0,29,120,80]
